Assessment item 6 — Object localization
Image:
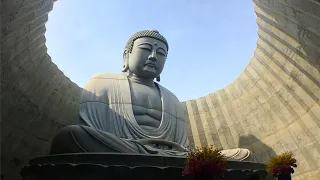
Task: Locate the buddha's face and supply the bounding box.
[127,37,167,80]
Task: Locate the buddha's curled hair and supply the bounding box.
[124,29,169,53]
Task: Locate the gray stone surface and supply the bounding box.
[1,0,319,179]
[50,30,190,156]
[49,30,253,161]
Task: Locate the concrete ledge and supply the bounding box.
[21,153,271,180]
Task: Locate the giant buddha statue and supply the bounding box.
[50,30,254,161]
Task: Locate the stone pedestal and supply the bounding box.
[21,153,272,180]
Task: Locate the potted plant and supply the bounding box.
[266,152,297,180]
[182,145,227,180]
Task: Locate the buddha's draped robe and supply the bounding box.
[50,73,189,156]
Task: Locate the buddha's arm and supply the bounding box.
[174,99,190,149]
[77,74,114,131]
[160,85,190,149]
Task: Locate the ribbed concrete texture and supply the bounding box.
[1,0,319,180]
[1,0,82,180]
[183,0,320,179]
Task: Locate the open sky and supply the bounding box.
[46,0,258,101]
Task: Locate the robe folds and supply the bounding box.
[50,73,189,156]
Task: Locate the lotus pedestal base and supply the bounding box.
[21,153,272,180]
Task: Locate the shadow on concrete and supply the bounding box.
[255,2,320,97]
[238,134,276,164]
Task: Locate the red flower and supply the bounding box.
[182,158,206,176]
[182,146,227,178]
[267,152,297,177]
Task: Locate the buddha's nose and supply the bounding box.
[148,51,157,61]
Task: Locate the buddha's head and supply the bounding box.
[122,30,169,81]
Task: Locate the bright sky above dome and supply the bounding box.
[46,0,257,101]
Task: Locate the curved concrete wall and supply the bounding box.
[2,1,81,179]
[1,0,319,179]
[183,0,320,179]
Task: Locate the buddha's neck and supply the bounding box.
[125,72,156,87]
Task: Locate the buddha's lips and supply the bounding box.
[145,63,156,68]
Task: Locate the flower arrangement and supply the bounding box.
[182,145,227,179]
[266,151,297,177]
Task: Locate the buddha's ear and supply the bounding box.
[122,49,129,72]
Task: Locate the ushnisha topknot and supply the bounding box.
[124,29,169,53]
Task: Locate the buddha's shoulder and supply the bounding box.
[82,73,127,100]
[157,84,180,103]
[158,84,184,120]
[89,73,127,80]
[83,73,126,90]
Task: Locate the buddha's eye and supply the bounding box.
[157,52,165,56]
[138,45,151,51]
[157,50,166,56]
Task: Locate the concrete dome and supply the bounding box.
[2,0,319,179]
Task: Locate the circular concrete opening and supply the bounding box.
[45,1,258,101]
